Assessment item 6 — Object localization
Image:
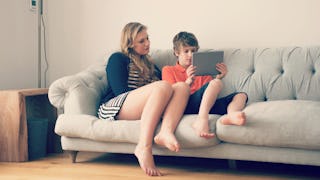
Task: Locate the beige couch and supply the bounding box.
[48,46,320,166]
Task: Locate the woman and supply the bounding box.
[98,22,189,176]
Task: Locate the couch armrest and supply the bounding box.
[48,64,107,116]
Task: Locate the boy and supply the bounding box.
[162,31,247,138]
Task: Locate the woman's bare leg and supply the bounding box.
[220,93,247,126]
[117,81,173,176]
[154,82,190,152]
[193,79,222,138]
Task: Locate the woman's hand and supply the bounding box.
[185,65,196,85]
[215,63,227,79]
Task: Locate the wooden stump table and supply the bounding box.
[0,88,61,162]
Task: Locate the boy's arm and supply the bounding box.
[162,66,177,85]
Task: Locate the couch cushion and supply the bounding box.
[55,114,221,148]
[216,100,320,150]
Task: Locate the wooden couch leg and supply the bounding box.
[68,151,78,163]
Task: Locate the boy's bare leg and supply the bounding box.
[220,93,247,126]
[118,81,173,176]
[193,79,222,138]
[154,82,190,152]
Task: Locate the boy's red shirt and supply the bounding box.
[162,62,213,94]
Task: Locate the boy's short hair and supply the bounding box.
[173,31,200,52]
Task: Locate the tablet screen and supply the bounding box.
[192,51,224,76]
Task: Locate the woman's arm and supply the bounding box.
[107,53,133,96]
[154,65,162,79]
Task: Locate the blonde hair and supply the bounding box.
[120,22,155,78]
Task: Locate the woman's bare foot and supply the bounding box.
[154,131,180,152]
[192,117,215,139]
[220,111,246,126]
[134,145,162,176]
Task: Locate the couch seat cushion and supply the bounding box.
[216,100,320,150]
[55,114,221,148]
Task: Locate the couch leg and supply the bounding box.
[228,160,237,169]
[68,151,78,163]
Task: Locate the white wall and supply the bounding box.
[44,0,320,86]
[0,0,39,90]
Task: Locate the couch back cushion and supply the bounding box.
[150,46,320,104]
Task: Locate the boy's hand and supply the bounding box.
[186,65,196,85]
[215,63,227,79]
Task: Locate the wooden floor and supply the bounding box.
[0,152,319,180]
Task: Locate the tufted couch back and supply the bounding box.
[150,46,320,104]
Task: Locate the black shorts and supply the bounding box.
[185,82,247,115]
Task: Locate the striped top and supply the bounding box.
[127,60,159,89]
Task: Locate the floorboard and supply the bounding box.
[0,152,319,180]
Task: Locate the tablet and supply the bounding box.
[192,51,224,76]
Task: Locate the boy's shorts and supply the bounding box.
[185,82,247,115]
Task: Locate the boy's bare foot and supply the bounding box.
[192,117,215,139]
[154,132,180,152]
[221,111,246,126]
[134,145,162,176]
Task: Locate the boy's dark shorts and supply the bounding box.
[185,82,248,115]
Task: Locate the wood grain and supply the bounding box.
[0,88,60,162]
[0,152,319,180]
